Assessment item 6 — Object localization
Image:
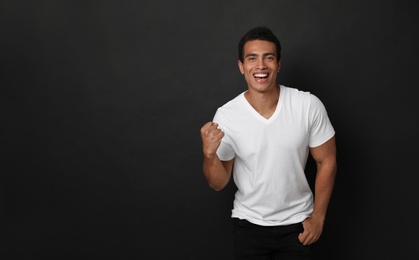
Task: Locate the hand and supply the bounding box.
[298,217,324,246]
[200,122,224,158]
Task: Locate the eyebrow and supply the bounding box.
[244,53,277,58]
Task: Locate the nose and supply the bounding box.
[256,58,267,69]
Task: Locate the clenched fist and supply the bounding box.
[200,122,224,158]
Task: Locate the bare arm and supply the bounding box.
[299,135,337,245]
[200,122,233,191]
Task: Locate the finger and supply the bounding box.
[298,232,306,244]
[206,125,223,136]
[208,122,220,131]
[299,230,311,245]
[201,122,213,131]
[211,129,224,140]
[202,122,220,132]
[205,130,224,143]
[201,122,216,135]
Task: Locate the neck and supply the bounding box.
[245,85,280,118]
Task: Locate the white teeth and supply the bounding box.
[254,73,268,78]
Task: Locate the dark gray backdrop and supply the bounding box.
[2,0,419,259]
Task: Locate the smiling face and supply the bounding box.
[238,40,281,94]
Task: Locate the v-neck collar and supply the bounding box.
[240,85,284,124]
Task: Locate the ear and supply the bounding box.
[238,60,244,74]
[277,60,281,73]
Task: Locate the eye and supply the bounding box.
[266,55,275,61]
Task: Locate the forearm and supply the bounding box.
[203,155,232,191]
[311,158,337,222]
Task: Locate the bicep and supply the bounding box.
[310,136,336,165]
[221,159,234,175]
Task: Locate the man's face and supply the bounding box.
[238,40,281,93]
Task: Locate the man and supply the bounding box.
[200,26,337,259]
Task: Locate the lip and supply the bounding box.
[253,73,269,78]
[252,72,270,83]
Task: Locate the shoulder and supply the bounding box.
[281,85,324,105]
[213,92,246,125]
[281,85,313,109]
[281,85,311,99]
[217,92,245,113]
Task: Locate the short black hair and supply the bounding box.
[238,27,281,63]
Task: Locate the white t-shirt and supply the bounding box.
[213,85,335,226]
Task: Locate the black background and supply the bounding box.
[2,1,419,259]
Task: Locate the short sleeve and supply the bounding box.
[308,94,335,148]
[213,109,235,161]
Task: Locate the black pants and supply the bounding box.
[233,218,312,260]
